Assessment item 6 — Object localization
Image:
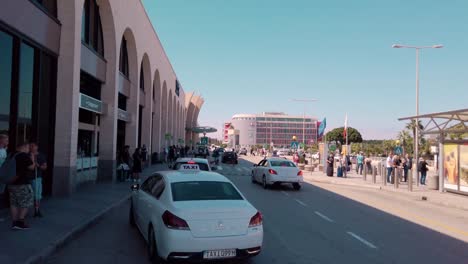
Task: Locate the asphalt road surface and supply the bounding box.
[47,158,468,264]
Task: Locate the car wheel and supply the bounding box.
[148,226,162,264]
[262,176,268,189]
[293,183,301,191]
[129,201,136,227]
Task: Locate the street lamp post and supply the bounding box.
[291,99,318,150]
[392,43,443,190]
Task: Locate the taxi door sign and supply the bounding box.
[180,164,200,171]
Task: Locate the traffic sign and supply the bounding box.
[329,144,337,152]
[394,146,403,155]
[201,137,209,145]
[291,141,299,149]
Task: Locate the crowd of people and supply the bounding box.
[0,134,47,230]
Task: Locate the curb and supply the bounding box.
[304,176,468,212]
[24,193,132,264]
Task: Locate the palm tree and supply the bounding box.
[406,120,423,141]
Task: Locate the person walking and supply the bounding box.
[30,143,47,217]
[326,154,334,177]
[386,153,393,183]
[9,141,35,230]
[132,148,142,183]
[118,146,132,181]
[419,157,428,185]
[356,152,364,175]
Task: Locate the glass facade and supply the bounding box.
[81,0,104,56]
[119,37,129,77]
[255,117,317,146]
[0,28,57,196]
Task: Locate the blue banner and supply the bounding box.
[318,118,326,138]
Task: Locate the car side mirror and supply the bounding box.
[131,184,140,191]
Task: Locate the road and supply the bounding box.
[47,157,468,264]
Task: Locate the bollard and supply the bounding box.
[363,165,367,181]
[382,165,386,186]
[408,169,413,191]
[372,166,377,184]
[393,168,398,188]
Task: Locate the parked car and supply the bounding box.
[129,169,263,262]
[222,151,238,164]
[251,158,303,190]
[195,146,209,158]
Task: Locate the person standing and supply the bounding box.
[386,153,393,183]
[119,146,132,181]
[30,143,47,217]
[419,157,428,185]
[141,144,148,168]
[132,147,142,182]
[9,141,35,230]
[326,154,334,177]
[405,154,412,183]
[0,134,9,194]
[356,152,364,175]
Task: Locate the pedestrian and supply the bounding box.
[356,152,364,175]
[132,147,142,183]
[168,146,175,163]
[0,134,9,194]
[419,157,428,185]
[117,146,131,181]
[386,153,393,183]
[9,140,35,230]
[141,144,148,168]
[404,153,412,182]
[326,154,334,177]
[30,143,47,217]
[393,155,401,182]
[401,156,407,182]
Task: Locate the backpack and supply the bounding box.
[0,153,18,184]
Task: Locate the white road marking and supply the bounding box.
[235,167,242,172]
[295,199,307,207]
[347,231,378,249]
[314,211,335,223]
[281,191,290,196]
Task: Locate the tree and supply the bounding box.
[405,120,423,145]
[325,127,363,145]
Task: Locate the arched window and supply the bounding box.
[119,37,129,77]
[81,0,104,56]
[139,62,144,91]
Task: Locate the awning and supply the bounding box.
[186,126,218,134]
[398,108,468,135]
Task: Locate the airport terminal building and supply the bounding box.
[0,0,202,197]
[225,112,318,148]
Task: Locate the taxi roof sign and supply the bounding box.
[179,164,200,172]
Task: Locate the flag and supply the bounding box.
[343,114,348,139]
[318,118,326,139]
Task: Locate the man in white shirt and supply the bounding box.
[386,152,393,183]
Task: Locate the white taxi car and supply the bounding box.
[129,165,263,263]
[172,157,213,171]
[251,158,303,190]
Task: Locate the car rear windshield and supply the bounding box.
[174,162,210,171]
[171,181,243,201]
[270,160,296,167]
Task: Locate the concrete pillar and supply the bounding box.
[53,0,84,196]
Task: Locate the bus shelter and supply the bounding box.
[399,108,468,195]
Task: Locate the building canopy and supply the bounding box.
[398,108,468,135]
[187,126,217,134]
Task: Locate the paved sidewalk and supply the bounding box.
[303,169,468,212]
[0,163,169,264]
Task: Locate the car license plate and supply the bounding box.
[203,249,236,259]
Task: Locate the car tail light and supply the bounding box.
[162,211,190,230]
[268,169,277,175]
[249,212,263,227]
[297,171,303,176]
[187,160,196,164]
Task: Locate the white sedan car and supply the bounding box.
[251,158,303,190]
[172,157,213,171]
[129,166,263,263]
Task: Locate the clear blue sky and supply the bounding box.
[142,0,468,139]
